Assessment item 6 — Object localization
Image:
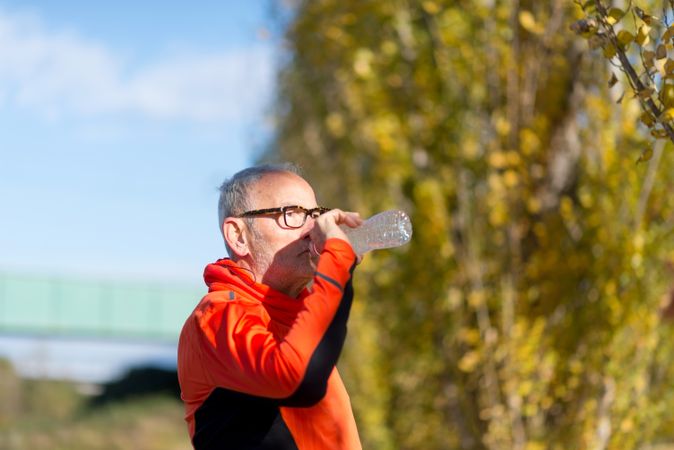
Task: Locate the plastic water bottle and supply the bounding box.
[342,210,413,255]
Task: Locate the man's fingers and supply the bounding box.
[341,212,363,228]
[310,209,363,248]
[320,209,362,228]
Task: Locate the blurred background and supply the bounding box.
[3,0,674,449]
[0,1,276,448]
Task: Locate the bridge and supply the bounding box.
[0,272,203,383]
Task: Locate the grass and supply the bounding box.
[0,359,191,450]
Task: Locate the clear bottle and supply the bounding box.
[342,210,413,255]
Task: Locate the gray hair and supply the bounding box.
[218,163,302,255]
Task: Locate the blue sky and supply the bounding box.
[0,1,281,285]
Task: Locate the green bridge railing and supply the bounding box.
[0,272,202,342]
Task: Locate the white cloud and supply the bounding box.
[0,8,276,122]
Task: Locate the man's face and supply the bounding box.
[245,172,320,295]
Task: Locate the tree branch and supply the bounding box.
[594,0,674,142]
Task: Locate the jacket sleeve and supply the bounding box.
[198,238,356,405]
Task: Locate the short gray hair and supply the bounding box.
[218,163,301,254]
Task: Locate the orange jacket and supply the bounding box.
[177,238,362,449]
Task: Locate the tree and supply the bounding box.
[267,1,674,448]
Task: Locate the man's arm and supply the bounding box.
[198,238,356,405]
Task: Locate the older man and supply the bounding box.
[177,164,363,449]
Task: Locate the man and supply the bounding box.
[177,163,364,449]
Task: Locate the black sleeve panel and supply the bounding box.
[281,262,356,407]
[193,388,298,450]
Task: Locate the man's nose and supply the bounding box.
[300,215,316,236]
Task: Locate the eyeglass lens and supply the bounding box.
[283,207,308,228]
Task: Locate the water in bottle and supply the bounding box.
[341,210,413,255]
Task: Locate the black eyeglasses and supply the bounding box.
[238,205,331,229]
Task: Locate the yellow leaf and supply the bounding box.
[503,170,519,187]
[353,48,374,78]
[637,147,654,163]
[617,30,634,47]
[519,10,543,35]
[666,59,674,74]
[527,197,542,214]
[488,152,508,169]
[621,418,635,432]
[663,25,674,42]
[640,110,656,127]
[325,113,345,137]
[489,205,508,226]
[493,116,510,136]
[650,128,668,138]
[421,1,440,15]
[659,108,674,122]
[657,44,668,59]
[324,25,344,42]
[636,25,651,46]
[468,291,486,308]
[635,6,656,25]
[458,351,481,373]
[458,328,482,345]
[606,7,625,25]
[656,58,667,76]
[638,87,655,100]
[659,83,674,107]
[582,1,596,14]
[603,42,617,58]
[643,50,655,69]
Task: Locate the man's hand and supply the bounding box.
[309,209,363,257]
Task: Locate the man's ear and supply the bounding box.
[223,218,250,258]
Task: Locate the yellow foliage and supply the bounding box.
[637,24,652,46]
[503,170,519,187]
[606,7,625,25]
[353,48,373,78]
[519,10,544,35]
[325,112,345,137]
[421,1,440,15]
[458,350,481,373]
[488,152,508,169]
[275,0,674,447]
